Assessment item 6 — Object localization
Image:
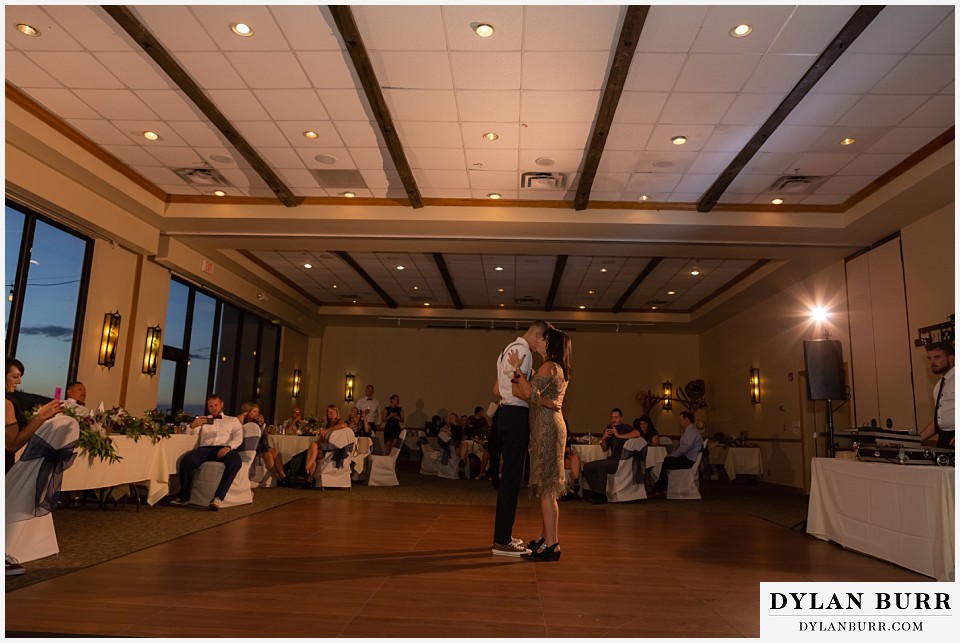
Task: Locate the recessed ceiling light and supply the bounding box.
[342,192,356,198]
[839,137,856,146]
[587,290,595,295]
[352,299,357,303]
[482,131,499,142]
[730,24,752,38]
[487,193,501,200]
[690,269,700,276]
[671,135,687,145]
[499,303,505,308]
[315,155,337,164]
[667,291,676,295]
[423,302,431,307]
[578,305,586,310]
[143,131,160,141]
[213,190,226,197]
[772,198,784,205]
[303,263,313,269]
[535,157,556,167]
[497,288,504,293]
[396,265,405,270]
[651,306,658,310]
[231,22,253,37]
[17,24,40,37]
[413,286,419,291]
[303,130,319,139]
[495,266,503,271]
[600,268,608,273]
[639,195,649,201]
[332,284,338,289]
[474,23,494,38]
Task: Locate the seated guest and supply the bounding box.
[170,394,243,511]
[436,412,463,475]
[580,407,642,504]
[633,415,660,446]
[304,405,353,480]
[241,402,286,486]
[650,411,704,497]
[426,415,443,438]
[465,406,489,439]
[381,394,404,455]
[347,405,373,437]
[64,381,86,407]
[281,407,304,434]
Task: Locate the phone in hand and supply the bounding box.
[54,387,62,402]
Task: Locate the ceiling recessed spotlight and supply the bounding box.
[423,302,431,307]
[690,269,700,276]
[342,191,356,198]
[667,291,676,295]
[315,154,338,164]
[600,268,608,273]
[396,265,405,270]
[473,23,494,38]
[143,131,160,141]
[578,305,586,310]
[213,190,226,197]
[671,135,687,145]
[303,263,313,269]
[839,137,856,146]
[332,284,338,289]
[639,195,649,201]
[303,130,319,139]
[231,22,254,37]
[730,24,752,38]
[487,193,501,200]
[587,290,595,295]
[499,303,505,308]
[482,131,499,142]
[495,266,504,271]
[535,157,556,167]
[651,305,658,310]
[771,198,784,205]
[17,24,40,37]
[352,299,357,303]
[497,288,504,293]
[413,286,419,291]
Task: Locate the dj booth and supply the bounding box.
[807,457,954,581]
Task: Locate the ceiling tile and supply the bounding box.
[468,170,518,190]
[812,175,875,195]
[20,88,100,119]
[598,151,640,173]
[370,52,454,90]
[675,54,760,93]
[257,147,308,170]
[173,52,246,90]
[25,52,124,89]
[913,11,955,55]
[461,122,519,148]
[414,169,470,189]
[295,146,356,169]
[742,54,817,94]
[397,121,465,148]
[790,153,857,175]
[769,5,858,54]
[740,152,800,175]
[691,5,794,54]
[166,121,226,148]
[189,5,289,52]
[807,126,893,153]
[836,153,909,176]
[385,90,458,121]
[359,168,403,190]
[522,51,611,91]
[520,90,599,123]
[206,89,271,121]
[420,188,472,199]
[626,173,682,193]
[900,96,954,128]
[703,124,758,151]
[623,53,687,92]
[646,124,715,151]
[836,95,929,127]
[319,89,370,120]
[635,151,697,174]
[269,5,341,51]
[871,55,955,95]
[761,125,830,153]
[810,53,902,95]
[6,6,85,51]
[254,89,329,121]
[134,90,203,121]
[673,174,717,193]
[864,127,946,154]
[848,5,953,54]
[5,52,61,88]
[132,5,218,52]
[721,93,786,125]
[519,122,590,150]
[658,93,735,125]
[352,5,447,51]
[406,148,467,171]
[71,89,158,120]
[112,120,187,146]
[450,52,522,90]
[225,51,311,89]
[217,168,269,190]
[441,5,524,51]
[297,51,358,90]
[517,150,585,173]
[135,166,188,184]
[636,6,709,54]
[456,90,521,122]
[195,148,251,169]
[464,149,518,172]
[688,151,738,174]
[233,121,287,147]
[605,123,655,151]
[348,147,393,170]
[92,52,173,90]
[335,121,384,148]
[783,93,862,127]
[140,146,204,167]
[612,92,669,124]
[522,5,621,51]
[100,145,164,168]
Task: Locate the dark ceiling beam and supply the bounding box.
[238,250,324,308]
[696,5,884,213]
[431,253,463,310]
[544,255,568,312]
[574,6,651,211]
[102,5,299,207]
[334,251,398,308]
[329,6,424,209]
[612,257,663,313]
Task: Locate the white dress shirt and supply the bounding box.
[357,396,381,425]
[934,367,955,433]
[497,337,532,408]
[197,415,243,449]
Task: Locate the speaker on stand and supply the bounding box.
[803,339,847,458]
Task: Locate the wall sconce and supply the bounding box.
[292,369,302,398]
[98,311,121,368]
[750,368,761,404]
[141,325,162,375]
[661,381,673,411]
[344,373,355,402]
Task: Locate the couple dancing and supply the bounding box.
[491,320,572,562]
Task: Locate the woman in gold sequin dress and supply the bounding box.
[507,327,572,562]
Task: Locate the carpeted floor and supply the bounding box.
[5,464,808,592]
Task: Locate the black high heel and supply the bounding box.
[527,536,545,551]
[523,542,561,562]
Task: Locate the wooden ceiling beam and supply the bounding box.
[612,257,662,313]
[431,253,463,310]
[329,6,424,209]
[103,5,299,207]
[544,255,568,312]
[334,251,398,308]
[696,5,884,213]
[574,6,651,211]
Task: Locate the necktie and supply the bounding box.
[933,377,946,432]
[210,414,223,420]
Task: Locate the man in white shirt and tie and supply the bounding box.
[919,342,955,449]
[356,385,381,434]
[171,394,244,510]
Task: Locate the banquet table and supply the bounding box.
[713,446,763,480]
[572,444,668,480]
[61,433,197,506]
[807,457,955,581]
[268,433,372,479]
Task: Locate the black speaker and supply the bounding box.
[803,339,846,400]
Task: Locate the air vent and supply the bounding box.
[310,169,368,189]
[514,296,542,305]
[520,172,566,190]
[173,167,231,187]
[768,175,823,193]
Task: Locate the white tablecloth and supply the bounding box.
[268,433,371,472]
[61,434,197,506]
[807,458,955,581]
[572,444,668,480]
[721,447,763,480]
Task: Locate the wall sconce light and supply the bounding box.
[142,325,162,375]
[344,373,355,402]
[292,369,302,398]
[98,311,121,368]
[661,381,673,411]
[750,368,761,404]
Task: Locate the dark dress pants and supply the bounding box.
[582,457,618,497]
[652,455,695,492]
[177,445,242,501]
[493,405,530,545]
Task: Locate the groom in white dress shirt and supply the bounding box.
[171,394,243,510]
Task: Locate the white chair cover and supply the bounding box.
[6,415,80,562]
[351,436,374,479]
[319,428,356,489]
[189,422,260,507]
[659,436,673,454]
[436,432,461,479]
[419,438,441,475]
[667,438,706,500]
[248,429,275,488]
[368,430,406,486]
[608,437,648,502]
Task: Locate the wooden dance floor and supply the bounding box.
[5,497,924,637]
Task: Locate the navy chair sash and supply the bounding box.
[327,445,350,469]
[439,437,459,465]
[619,444,648,485]
[20,436,78,517]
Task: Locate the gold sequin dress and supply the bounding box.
[528,369,568,498]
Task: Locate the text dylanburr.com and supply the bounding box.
[761,582,954,639]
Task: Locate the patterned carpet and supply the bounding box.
[5,464,808,592]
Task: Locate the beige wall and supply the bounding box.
[119,258,171,415]
[315,326,699,436]
[901,203,956,428]
[274,326,313,424]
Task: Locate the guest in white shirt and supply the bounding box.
[918,342,955,449]
[62,381,93,418]
[171,394,243,510]
[356,385,381,433]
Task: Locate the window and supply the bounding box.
[4,200,91,397]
